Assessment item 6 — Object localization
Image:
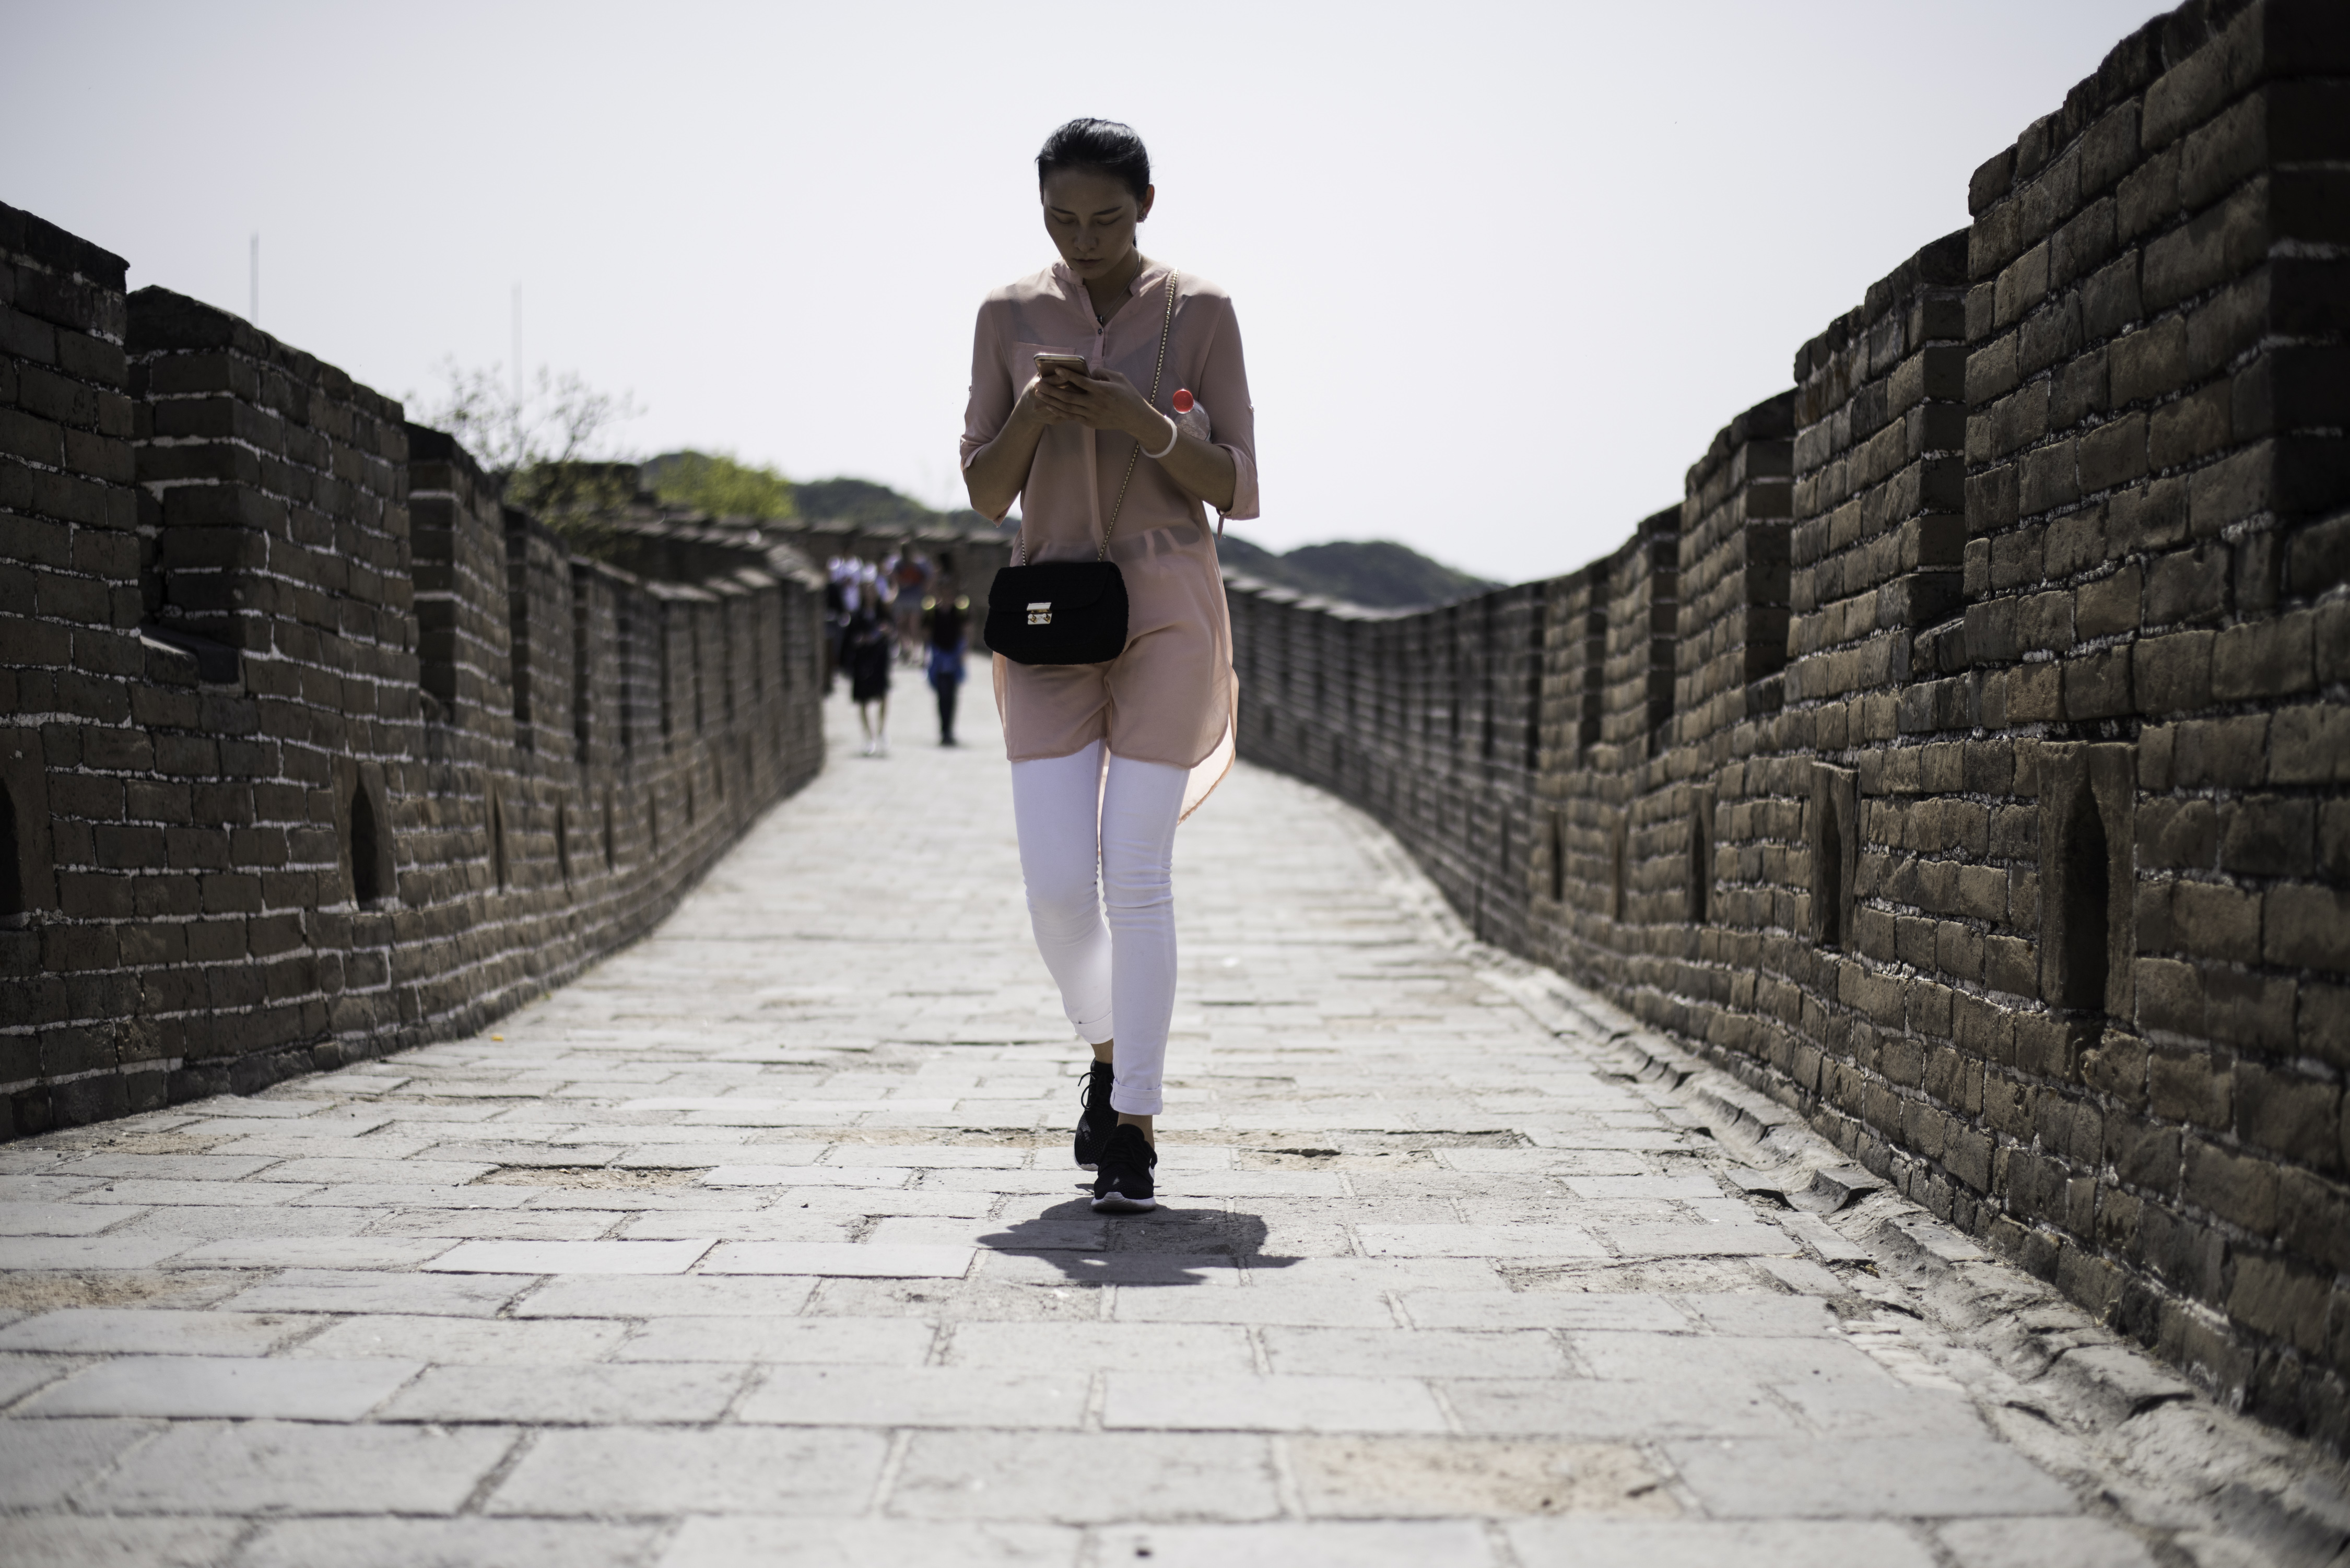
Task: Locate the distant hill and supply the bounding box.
[636,463,1004,534]
[793,477,998,535]
[1219,534,1497,610]
[644,464,1490,607]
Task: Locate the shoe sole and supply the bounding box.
[1090,1190,1157,1213]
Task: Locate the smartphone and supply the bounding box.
[1032,353,1090,377]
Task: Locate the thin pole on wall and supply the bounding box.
[249,234,258,325]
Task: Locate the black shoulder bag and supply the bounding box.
[985,269,1178,666]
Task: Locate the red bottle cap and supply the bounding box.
[1172,388,1194,414]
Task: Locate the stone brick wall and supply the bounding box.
[1,204,828,1139]
[1228,0,2350,1450]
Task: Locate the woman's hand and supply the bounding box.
[1033,364,1237,513]
[1033,366,1167,444]
[965,376,1065,517]
[1013,374,1070,429]
[972,363,1235,518]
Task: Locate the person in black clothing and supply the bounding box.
[926,591,969,746]
[846,600,892,756]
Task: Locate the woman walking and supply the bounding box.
[845,594,893,757]
[960,117,1258,1213]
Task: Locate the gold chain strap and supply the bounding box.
[1009,267,1179,570]
[1099,268,1178,562]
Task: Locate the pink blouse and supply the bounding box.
[960,260,1258,808]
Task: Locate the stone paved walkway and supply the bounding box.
[0,694,2318,1567]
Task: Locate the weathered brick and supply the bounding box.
[2145,543,2229,626]
[2266,885,2350,972]
[2110,317,2190,407]
[2169,881,2263,964]
[2064,648,2132,719]
[2183,1137,2277,1232]
[2228,1253,2330,1356]
[2235,1062,2342,1171]
[2270,703,2350,785]
[2221,797,2314,879]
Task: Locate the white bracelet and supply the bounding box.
[1142,414,1179,461]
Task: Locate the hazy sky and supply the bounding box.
[4,1,2159,582]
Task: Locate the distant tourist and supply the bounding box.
[889,543,932,661]
[926,590,969,746]
[958,116,1258,1214]
[832,557,860,691]
[830,556,876,686]
[844,599,893,756]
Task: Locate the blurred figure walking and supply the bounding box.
[822,557,851,693]
[887,541,932,662]
[926,590,969,746]
[845,597,893,756]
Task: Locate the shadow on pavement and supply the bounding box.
[978,1199,1302,1286]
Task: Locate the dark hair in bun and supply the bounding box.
[1037,118,1150,202]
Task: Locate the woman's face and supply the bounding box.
[1041,167,1154,282]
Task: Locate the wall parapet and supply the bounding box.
[1228,0,2350,1452]
[1,209,829,1136]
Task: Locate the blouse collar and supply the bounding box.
[1050,256,1171,314]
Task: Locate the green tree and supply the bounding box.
[645,451,796,520]
[408,359,644,550]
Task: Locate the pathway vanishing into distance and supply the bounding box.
[0,693,2326,1567]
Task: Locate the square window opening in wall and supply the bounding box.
[1609,810,1629,923]
[336,759,395,910]
[0,779,21,921]
[490,788,510,891]
[1810,762,1857,952]
[1689,784,1715,927]
[1548,811,1566,904]
[0,730,54,927]
[350,785,382,903]
[2040,743,2136,1025]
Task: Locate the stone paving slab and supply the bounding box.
[0,693,2330,1564]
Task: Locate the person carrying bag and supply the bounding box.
[958,117,1260,1214]
[982,262,1175,667]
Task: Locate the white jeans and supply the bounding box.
[1009,741,1186,1116]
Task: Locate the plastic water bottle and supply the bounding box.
[1172,387,1211,442]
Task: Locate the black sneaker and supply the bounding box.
[1073,1061,1117,1170]
[1091,1123,1158,1213]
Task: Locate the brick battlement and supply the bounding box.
[1228,0,2350,1450]
[1,212,831,1133]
